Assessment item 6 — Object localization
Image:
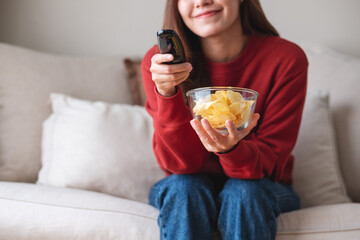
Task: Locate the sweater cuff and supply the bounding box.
[154,86,192,127]
[215,141,253,168]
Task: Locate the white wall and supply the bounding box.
[0,0,166,57]
[260,0,360,58]
[0,0,359,57]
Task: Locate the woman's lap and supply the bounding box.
[149,174,300,240]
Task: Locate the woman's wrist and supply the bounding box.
[217,140,240,154]
[156,87,177,97]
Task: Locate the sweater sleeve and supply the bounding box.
[216,46,308,183]
[141,46,211,174]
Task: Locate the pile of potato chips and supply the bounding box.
[193,90,255,129]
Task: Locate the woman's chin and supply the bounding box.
[194,28,221,39]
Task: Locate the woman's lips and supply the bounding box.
[194,10,221,19]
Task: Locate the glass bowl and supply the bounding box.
[186,87,259,134]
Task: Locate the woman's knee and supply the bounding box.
[217,179,278,239]
[220,178,269,203]
[150,174,216,208]
[169,174,214,193]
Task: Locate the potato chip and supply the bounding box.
[193,90,255,129]
[229,102,242,116]
[213,90,231,104]
[206,112,236,128]
[227,90,243,104]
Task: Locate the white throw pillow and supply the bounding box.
[0,43,132,183]
[292,90,351,208]
[37,93,164,203]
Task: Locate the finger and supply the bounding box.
[153,75,190,94]
[172,75,190,86]
[248,113,260,130]
[152,70,190,84]
[201,119,224,143]
[151,55,192,74]
[151,54,174,65]
[226,120,239,139]
[239,113,260,138]
[190,119,215,146]
[154,63,192,75]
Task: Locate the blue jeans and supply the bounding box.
[149,174,300,240]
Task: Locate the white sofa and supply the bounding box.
[0,41,359,239]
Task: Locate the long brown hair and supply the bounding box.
[163,0,279,102]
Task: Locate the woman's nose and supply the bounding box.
[194,0,214,8]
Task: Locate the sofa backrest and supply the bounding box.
[300,43,360,202]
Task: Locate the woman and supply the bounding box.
[141,0,308,239]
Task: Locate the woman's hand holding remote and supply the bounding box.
[150,53,192,97]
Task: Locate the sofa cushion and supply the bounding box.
[37,93,164,203]
[0,43,133,183]
[1,182,359,240]
[300,43,360,202]
[292,90,351,208]
[277,203,360,240]
[0,182,159,240]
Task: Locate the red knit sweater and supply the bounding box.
[141,35,308,184]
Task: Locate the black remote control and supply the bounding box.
[157,29,186,64]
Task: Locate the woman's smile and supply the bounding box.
[194,9,222,19]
